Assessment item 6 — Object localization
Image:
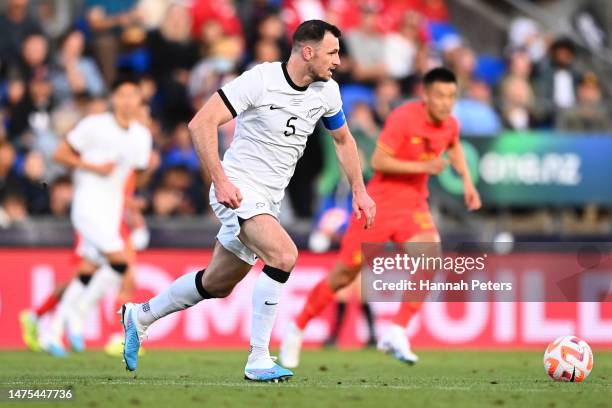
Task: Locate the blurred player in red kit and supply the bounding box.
[281,67,481,367]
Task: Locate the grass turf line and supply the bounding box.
[0,350,610,408]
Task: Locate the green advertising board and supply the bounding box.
[431,132,612,205]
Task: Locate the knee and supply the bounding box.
[329,265,359,291]
[267,244,298,272]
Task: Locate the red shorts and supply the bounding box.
[338,201,438,268]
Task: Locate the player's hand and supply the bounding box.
[352,189,376,229]
[214,179,243,209]
[422,158,449,175]
[464,183,481,211]
[87,161,115,176]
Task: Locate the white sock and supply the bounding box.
[388,323,406,340]
[137,271,204,328]
[77,265,121,320]
[247,271,285,369]
[49,278,85,342]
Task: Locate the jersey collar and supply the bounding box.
[282,62,309,92]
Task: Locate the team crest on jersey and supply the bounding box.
[307,106,324,118]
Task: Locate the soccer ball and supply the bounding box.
[543,335,593,382]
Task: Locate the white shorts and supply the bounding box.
[72,214,125,265]
[209,183,281,265]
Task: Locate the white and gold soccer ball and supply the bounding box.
[543,335,593,382]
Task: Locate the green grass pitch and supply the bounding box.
[0,349,610,407]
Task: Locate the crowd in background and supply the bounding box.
[0,0,608,224]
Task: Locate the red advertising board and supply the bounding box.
[1,249,611,349]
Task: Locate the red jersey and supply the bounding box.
[367,100,459,207]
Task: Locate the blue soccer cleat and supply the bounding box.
[46,342,68,358]
[244,363,294,382]
[68,333,85,353]
[120,303,146,371]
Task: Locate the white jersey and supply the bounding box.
[218,61,345,202]
[67,112,152,228]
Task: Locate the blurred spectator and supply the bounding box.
[85,0,142,84]
[244,39,282,70]
[48,174,72,216]
[418,0,450,22]
[7,73,55,145]
[8,33,50,82]
[0,193,28,225]
[35,0,74,41]
[499,76,537,131]
[161,123,199,172]
[309,101,377,250]
[51,29,106,102]
[345,5,388,85]
[191,0,242,38]
[0,0,42,72]
[447,46,476,96]
[21,150,49,214]
[282,0,326,36]
[556,72,611,132]
[189,21,240,110]
[147,4,198,85]
[507,17,548,63]
[247,13,290,61]
[498,49,539,130]
[0,142,24,203]
[454,79,501,136]
[135,0,173,31]
[384,11,422,80]
[150,185,182,217]
[147,3,198,131]
[373,78,402,126]
[150,165,204,216]
[533,37,583,125]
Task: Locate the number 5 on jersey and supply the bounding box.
[284,117,298,137]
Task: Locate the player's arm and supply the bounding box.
[447,142,481,211]
[188,92,242,209]
[134,150,160,187]
[52,139,114,176]
[329,123,376,228]
[370,146,447,175]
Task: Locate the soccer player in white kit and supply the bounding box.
[45,77,152,355]
[120,20,376,382]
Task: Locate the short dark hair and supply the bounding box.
[111,74,140,92]
[423,67,457,86]
[550,37,576,55]
[292,20,341,50]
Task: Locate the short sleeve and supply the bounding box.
[131,128,153,170]
[218,65,265,117]
[66,116,95,153]
[322,81,346,130]
[376,108,405,156]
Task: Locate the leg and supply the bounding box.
[296,261,361,330]
[237,214,297,381]
[393,230,441,326]
[42,258,98,355]
[280,211,379,368]
[379,230,441,364]
[121,241,251,371]
[106,242,139,357]
[19,281,69,352]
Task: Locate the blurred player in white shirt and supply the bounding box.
[119,20,376,382]
[40,77,152,356]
